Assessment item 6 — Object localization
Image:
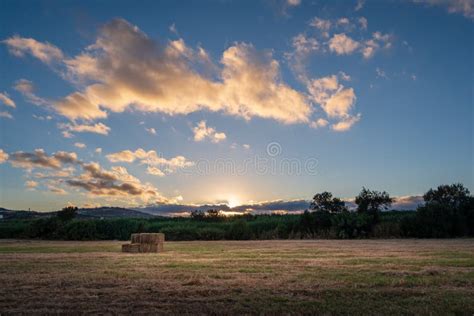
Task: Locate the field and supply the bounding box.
[0,239,473,315]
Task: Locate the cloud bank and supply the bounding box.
[4,19,312,126]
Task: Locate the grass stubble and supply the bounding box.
[0,239,473,315]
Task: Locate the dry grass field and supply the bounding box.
[0,239,473,315]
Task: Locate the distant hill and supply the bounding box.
[0,206,155,220]
[77,207,154,219]
[0,207,51,220]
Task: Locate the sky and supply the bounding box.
[0,0,472,213]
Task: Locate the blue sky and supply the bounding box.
[0,0,472,212]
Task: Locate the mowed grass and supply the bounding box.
[0,239,473,315]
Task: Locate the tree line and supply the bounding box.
[0,183,472,240]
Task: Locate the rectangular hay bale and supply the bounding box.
[139,241,164,253]
[122,243,141,253]
[131,233,141,243]
[139,243,159,253]
[139,233,165,244]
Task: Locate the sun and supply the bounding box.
[227,196,241,208]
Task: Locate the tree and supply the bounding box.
[423,183,470,208]
[415,183,473,237]
[206,209,221,220]
[310,192,346,213]
[355,188,393,224]
[57,206,77,221]
[190,210,205,220]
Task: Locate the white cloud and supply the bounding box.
[358,17,368,30]
[0,111,13,119]
[7,19,311,125]
[0,149,9,163]
[413,0,474,19]
[7,148,172,203]
[13,79,48,106]
[169,23,178,35]
[337,17,351,26]
[9,149,78,170]
[106,148,194,174]
[243,144,251,149]
[95,147,102,154]
[310,118,329,128]
[307,74,360,131]
[33,114,52,120]
[193,120,227,143]
[147,166,165,177]
[66,163,162,202]
[329,33,360,55]
[3,36,63,64]
[324,88,357,118]
[376,67,388,79]
[54,92,107,120]
[339,71,351,81]
[361,32,393,59]
[0,92,15,108]
[48,185,67,195]
[34,167,75,179]
[58,122,111,136]
[306,17,392,59]
[286,33,319,81]
[74,142,86,149]
[146,127,157,135]
[310,17,332,37]
[291,33,319,55]
[287,0,301,6]
[355,0,366,11]
[307,75,340,104]
[331,114,361,131]
[25,180,38,189]
[62,131,73,138]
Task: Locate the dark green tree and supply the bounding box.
[206,209,220,219]
[423,183,470,207]
[56,206,77,221]
[190,210,205,220]
[310,191,347,213]
[415,183,473,237]
[355,188,393,225]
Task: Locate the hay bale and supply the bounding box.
[131,233,141,243]
[122,243,141,253]
[139,233,165,244]
[139,243,159,253]
[123,233,165,253]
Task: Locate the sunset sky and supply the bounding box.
[0,0,472,213]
